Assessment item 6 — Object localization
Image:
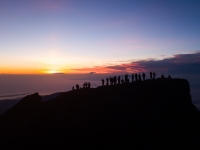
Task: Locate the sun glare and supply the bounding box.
[46,70,59,74]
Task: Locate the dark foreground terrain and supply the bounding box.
[0,79,200,149]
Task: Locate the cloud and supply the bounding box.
[138,52,200,74]
[71,52,200,74]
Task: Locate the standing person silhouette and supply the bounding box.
[85,82,88,88]
[168,75,172,79]
[101,79,105,86]
[76,84,79,90]
[125,74,129,83]
[125,74,127,83]
[153,72,156,79]
[72,86,74,90]
[111,77,114,85]
[114,76,117,85]
[88,82,91,88]
[127,74,130,83]
[106,78,109,86]
[142,72,146,81]
[127,78,130,83]
[121,78,124,84]
[139,73,142,81]
[132,74,134,82]
[83,83,85,88]
[150,72,153,79]
[135,73,138,81]
[109,77,112,85]
[118,76,121,84]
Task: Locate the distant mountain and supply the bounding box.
[0,93,62,115]
[88,72,96,74]
[0,99,20,115]
[0,79,200,149]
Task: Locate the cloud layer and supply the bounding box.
[72,52,200,75]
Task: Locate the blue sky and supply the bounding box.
[0,0,200,73]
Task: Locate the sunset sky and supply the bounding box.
[0,0,200,74]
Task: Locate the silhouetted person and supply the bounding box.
[132,74,134,82]
[161,74,165,79]
[76,84,79,90]
[114,76,117,85]
[111,77,114,85]
[106,78,109,86]
[121,78,124,84]
[142,72,146,81]
[109,77,112,85]
[153,72,156,79]
[168,75,172,79]
[101,79,105,86]
[126,74,130,83]
[85,82,88,88]
[83,83,85,88]
[118,76,121,84]
[125,74,130,83]
[88,82,91,88]
[150,72,153,79]
[72,86,74,90]
[125,74,128,83]
[127,78,130,83]
[135,73,138,81]
[139,73,142,81]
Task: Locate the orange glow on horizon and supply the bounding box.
[42,69,67,74]
[0,68,44,74]
[0,60,145,74]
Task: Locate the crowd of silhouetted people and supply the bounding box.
[101,72,147,86]
[72,72,172,90]
[101,72,172,86]
[72,82,91,90]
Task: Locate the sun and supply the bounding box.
[45,70,59,74]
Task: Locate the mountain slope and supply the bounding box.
[0,79,200,149]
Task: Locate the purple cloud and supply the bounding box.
[72,52,200,75]
[136,52,200,74]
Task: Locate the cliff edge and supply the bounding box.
[0,79,200,149]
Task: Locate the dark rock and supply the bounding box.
[0,79,199,149]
